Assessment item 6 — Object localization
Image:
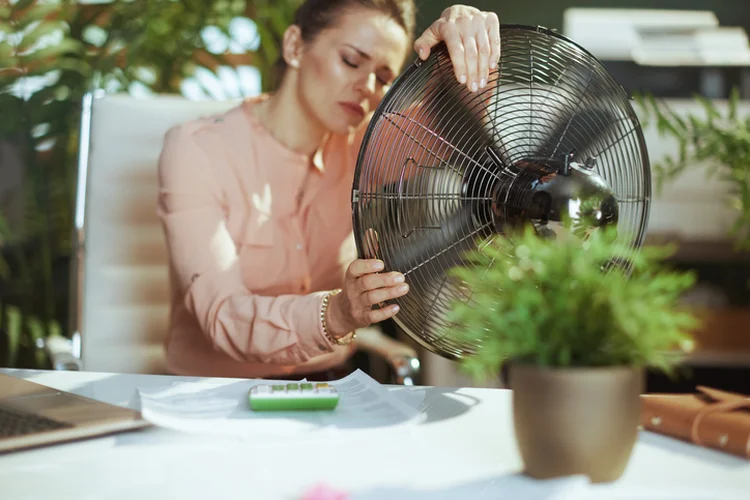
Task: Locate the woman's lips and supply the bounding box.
[340,102,365,120]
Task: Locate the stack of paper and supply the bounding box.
[135,370,421,441]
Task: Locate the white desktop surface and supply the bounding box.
[0,369,748,500]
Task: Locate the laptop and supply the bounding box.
[0,373,150,453]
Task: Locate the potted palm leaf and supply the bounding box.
[445,224,699,483]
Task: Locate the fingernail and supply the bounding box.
[471,81,478,92]
[459,74,467,84]
[490,61,497,69]
[392,305,400,313]
[373,260,384,270]
[394,274,405,283]
[418,47,424,58]
[480,78,486,88]
[398,284,409,293]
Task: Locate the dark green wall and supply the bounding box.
[414,1,750,38]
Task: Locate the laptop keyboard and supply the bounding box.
[0,405,73,438]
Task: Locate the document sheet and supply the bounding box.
[135,369,420,440]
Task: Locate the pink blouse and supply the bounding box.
[157,95,365,378]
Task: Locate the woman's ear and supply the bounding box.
[282,25,304,69]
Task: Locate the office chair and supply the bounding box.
[51,91,419,384]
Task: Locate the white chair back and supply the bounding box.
[72,92,240,374]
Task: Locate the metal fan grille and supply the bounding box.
[351,25,650,359]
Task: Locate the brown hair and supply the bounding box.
[273,0,416,87]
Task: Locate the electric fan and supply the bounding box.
[351,25,651,359]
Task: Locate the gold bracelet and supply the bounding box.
[321,289,356,346]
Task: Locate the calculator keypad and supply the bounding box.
[250,382,338,396]
[249,382,339,411]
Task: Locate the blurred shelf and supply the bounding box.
[683,351,750,367]
[683,305,750,368]
[645,234,750,263]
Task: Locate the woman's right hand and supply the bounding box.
[325,259,409,338]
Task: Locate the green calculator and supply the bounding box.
[248,382,340,411]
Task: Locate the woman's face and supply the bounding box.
[291,8,410,134]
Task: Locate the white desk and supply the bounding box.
[0,369,748,500]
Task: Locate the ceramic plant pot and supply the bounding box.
[509,364,644,483]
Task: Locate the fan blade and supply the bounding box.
[395,266,474,358]
[383,204,483,276]
[530,107,618,160]
[382,203,494,358]
[488,35,629,165]
[416,54,509,174]
[488,80,619,163]
[364,154,495,254]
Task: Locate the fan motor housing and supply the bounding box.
[492,153,619,239]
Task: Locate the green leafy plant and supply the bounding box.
[636,88,750,250]
[445,225,699,381]
[0,212,10,280]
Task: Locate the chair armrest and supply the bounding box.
[41,335,82,371]
[355,326,421,385]
[388,354,421,386]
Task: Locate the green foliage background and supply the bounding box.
[636,89,750,251]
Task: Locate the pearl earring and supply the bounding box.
[290,59,299,68]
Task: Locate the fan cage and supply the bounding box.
[351,24,651,359]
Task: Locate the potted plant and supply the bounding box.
[445,224,699,483]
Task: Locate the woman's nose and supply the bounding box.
[358,73,376,97]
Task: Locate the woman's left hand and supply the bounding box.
[413,5,501,93]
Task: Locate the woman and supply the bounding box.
[157,0,501,379]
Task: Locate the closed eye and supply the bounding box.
[343,56,391,86]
